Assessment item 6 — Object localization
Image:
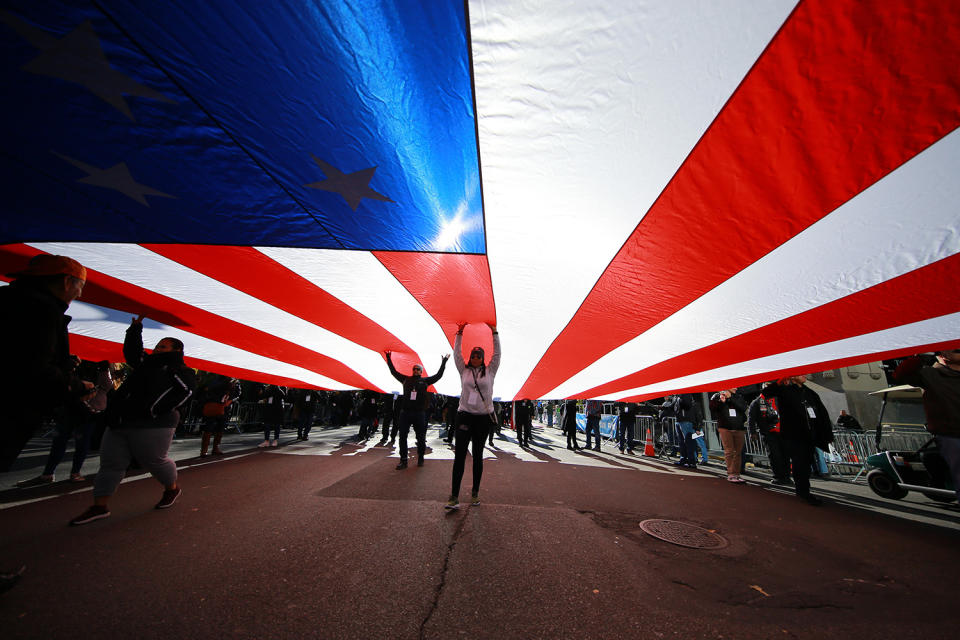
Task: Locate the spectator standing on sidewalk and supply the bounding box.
[386,351,448,469]
[835,410,863,432]
[562,399,581,450]
[710,388,748,483]
[445,323,500,509]
[747,387,791,485]
[70,315,196,525]
[617,402,637,454]
[894,346,960,503]
[672,393,702,469]
[584,399,603,451]
[760,375,833,505]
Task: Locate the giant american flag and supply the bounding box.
[1,0,958,401]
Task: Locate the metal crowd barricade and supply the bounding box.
[826,428,932,481]
[744,426,769,466]
[654,416,678,458]
[235,401,264,430]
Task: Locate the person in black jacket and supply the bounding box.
[747,388,791,485]
[375,393,399,446]
[562,399,580,450]
[710,389,748,483]
[760,375,834,505]
[672,394,702,469]
[515,399,533,447]
[1,254,89,591]
[385,351,448,469]
[617,402,637,454]
[294,388,318,441]
[258,385,287,447]
[357,389,379,441]
[1,254,89,472]
[70,315,196,525]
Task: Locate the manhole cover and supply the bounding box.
[638,519,729,549]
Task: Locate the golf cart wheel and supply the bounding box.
[867,469,908,500]
[923,492,956,503]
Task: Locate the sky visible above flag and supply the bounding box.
[2,0,958,401]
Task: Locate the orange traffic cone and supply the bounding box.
[643,428,656,457]
[848,440,859,463]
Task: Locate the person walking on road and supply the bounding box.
[386,351,448,469]
[69,315,196,525]
[446,323,500,509]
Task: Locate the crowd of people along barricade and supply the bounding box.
[2,253,959,593]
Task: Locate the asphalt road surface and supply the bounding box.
[2,423,958,639]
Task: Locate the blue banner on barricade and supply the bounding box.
[576,414,620,437]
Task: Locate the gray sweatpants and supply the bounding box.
[93,427,177,498]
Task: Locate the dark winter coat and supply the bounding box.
[108,323,196,429]
[709,392,748,430]
[386,354,447,412]
[0,279,77,417]
[760,382,833,448]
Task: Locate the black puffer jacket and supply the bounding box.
[108,323,196,429]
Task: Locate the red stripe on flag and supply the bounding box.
[143,244,417,356]
[0,244,381,390]
[374,251,497,365]
[578,253,960,399]
[69,334,324,390]
[618,339,960,404]
[517,0,960,400]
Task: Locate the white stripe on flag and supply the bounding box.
[472,0,797,399]
[547,126,960,398]
[256,246,461,396]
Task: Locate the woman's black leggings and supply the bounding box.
[451,413,490,496]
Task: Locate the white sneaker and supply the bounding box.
[258,440,270,448]
[270,440,278,447]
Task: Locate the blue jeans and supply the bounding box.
[694,431,708,463]
[935,435,960,503]
[677,421,696,465]
[585,414,602,448]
